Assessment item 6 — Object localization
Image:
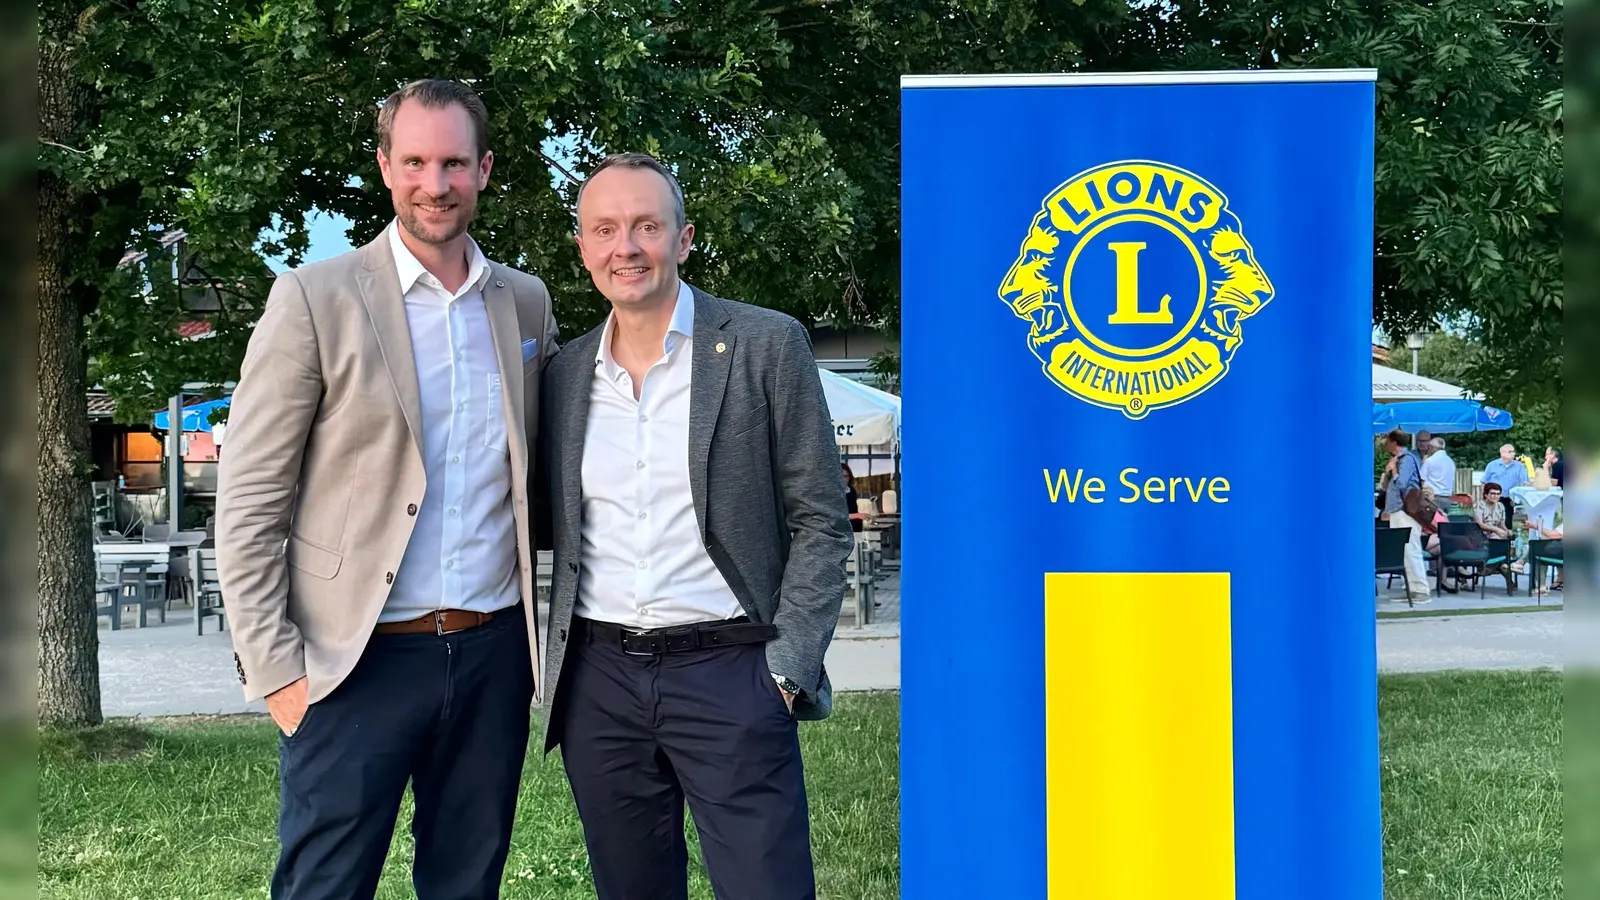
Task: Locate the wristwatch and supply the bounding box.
[771,673,801,697]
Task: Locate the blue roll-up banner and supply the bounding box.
[899,70,1380,899]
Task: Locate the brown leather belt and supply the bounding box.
[375,607,508,636]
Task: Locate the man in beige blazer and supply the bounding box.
[214,79,559,900]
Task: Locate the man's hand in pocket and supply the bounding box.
[266,677,309,736]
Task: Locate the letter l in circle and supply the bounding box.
[1106,242,1173,325]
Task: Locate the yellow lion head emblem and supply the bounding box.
[998,211,1067,346]
[1199,223,1273,353]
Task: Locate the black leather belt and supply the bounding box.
[576,615,775,656]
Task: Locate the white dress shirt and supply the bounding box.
[382,220,520,623]
[1422,450,1456,499]
[575,281,745,629]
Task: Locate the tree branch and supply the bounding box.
[542,149,581,185]
[757,0,838,18]
[40,139,87,154]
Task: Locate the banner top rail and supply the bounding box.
[900,69,1379,89]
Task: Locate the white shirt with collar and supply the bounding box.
[575,280,745,630]
[1422,449,1456,499]
[383,220,520,623]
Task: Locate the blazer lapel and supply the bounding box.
[560,331,598,540]
[481,268,526,468]
[688,286,734,538]
[355,236,424,456]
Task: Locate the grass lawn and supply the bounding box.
[40,673,1559,899]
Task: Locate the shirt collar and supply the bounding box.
[595,280,694,382]
[387,218,490,298]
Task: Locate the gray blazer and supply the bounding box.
[536,284,852,751]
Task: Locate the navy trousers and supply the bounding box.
[271,608,534,900]
[555,616,817,900]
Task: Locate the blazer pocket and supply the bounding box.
[723,403,769,438]
[287,535,343,580]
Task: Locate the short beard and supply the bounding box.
[396,197,475,246]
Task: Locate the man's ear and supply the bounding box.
[477,150,494,190]
[676,223,695,264]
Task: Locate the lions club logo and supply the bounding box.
[998,160,1274,419]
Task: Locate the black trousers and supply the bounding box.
[556,616,817,900]
[271,608,534,900]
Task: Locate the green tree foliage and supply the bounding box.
[64,0,1136,423]
[1096,0,1563,411]
[1414,331,1561,466]
[64,0,884,419]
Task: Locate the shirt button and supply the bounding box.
[638,511,647,519]
[451,455,460,464]
[637,560,647,569]
[447,560,456,569]
[448,508,458,517]
[385,572,394,584]
[639,415,648,423]
[636,461,645,469]
[407,504,417,516]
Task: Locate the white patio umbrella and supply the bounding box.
[818,368,900,447]
[1372,364,1483,402]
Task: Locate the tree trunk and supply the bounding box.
[37,1,102,729]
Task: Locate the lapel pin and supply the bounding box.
[495,279,506,288]
[715,342,726,353]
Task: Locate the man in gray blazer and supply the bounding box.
[215,79,559,899]
[537,152,852,900]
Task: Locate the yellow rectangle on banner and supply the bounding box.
[1045,572,1235,899]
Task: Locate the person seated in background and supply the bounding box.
[842,463,864,533]
[1473,482,1512,540]
[1418,485,1460,592]
[1531,518,1563,594]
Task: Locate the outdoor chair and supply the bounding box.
[95,544,170,628]
[1527,538,1563,602]
[1435,521,1515,599]
[842,536,879,626]
[535,550,554,601]
[1375,524,1416,603]
[188,547,227,635]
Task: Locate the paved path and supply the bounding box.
[100,570,904,720]
[1376,612,1561,672]
[98,568,1560,720]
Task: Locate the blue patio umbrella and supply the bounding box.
[1371,399,1512,436]
[151,396,231,432]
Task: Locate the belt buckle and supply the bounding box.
[434,610,449,636]
[622,627,661,656]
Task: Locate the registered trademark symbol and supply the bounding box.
[1129,397,1144,412]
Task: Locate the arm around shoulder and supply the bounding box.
[214,271,321,701]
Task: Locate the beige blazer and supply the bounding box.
[215,232,559,706]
